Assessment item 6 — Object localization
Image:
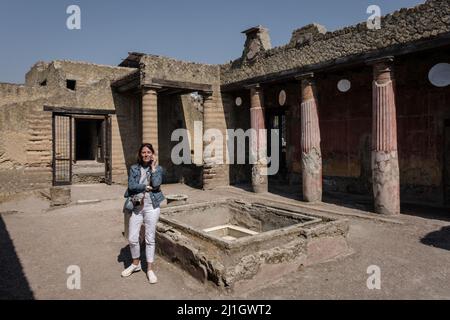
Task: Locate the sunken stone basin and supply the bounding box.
[157,199,351,292]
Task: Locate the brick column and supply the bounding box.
[299,73,322,202]
[370,57,400,215]
[202,92,214,190]
[249,85,268,193]
[202,91,224,190]
[142,87,159,155]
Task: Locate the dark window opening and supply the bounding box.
[267,110,288,182]
[40,80,47,86]
[75,119,104,162]
[67,80,77,91]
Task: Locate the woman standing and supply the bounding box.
[121,143,165,284]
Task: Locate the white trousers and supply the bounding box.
[128,206,160,263]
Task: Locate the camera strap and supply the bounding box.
[138,166,151,205]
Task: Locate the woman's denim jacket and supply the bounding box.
[124,164,165,209]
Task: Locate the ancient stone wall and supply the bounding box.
[316,66,373,196]
[395,48,450,204]
[220,0,450,85]
[140,54,220,85]
[0,83,57,106]
[26,60,134,88]
[112,91,142,184]
[0,96,53,199]
[0,61,139,198]
[258,47,449,205]
[25,61,62,88]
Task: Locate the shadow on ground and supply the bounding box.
[117,245,132,269]
[230,183,253,193]
[401,203,450,222]
[233,182,302,202]
[421,226,450,251]
[117,244,150,273]
[267,182,376,212]
[0,215,34,299]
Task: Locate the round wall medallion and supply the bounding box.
[278,90,287,106]
[428,63,450,87]
[235,97,243,107]
[337,79,351,92]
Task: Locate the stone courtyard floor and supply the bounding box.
[1,183,450,300]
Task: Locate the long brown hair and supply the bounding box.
[137,143,155,166]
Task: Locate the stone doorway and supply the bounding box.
[75,118,104,162]
[73,116,111,184]
[51,109,112,186]
[266,109,288,184]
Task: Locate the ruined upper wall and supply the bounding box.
[220,0,450,85]
[26,60,136,88]
[2,60,137,110]
[140,54,220,86]
[0,83,58,107]
[6,60,138,110]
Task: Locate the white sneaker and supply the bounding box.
[147,270,158,284]
[121,263,141,277]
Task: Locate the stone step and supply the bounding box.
[203,174,229,181]
[28,133,51,137]
[27,116,52,122]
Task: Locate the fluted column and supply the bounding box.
[142,87,159,155]
[370,57,400,215]
[299,73,322,202]
[249,84,268,193]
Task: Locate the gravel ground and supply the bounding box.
[1,183,449,300]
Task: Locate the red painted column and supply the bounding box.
[370,57,400,215]
[299,73,322,202]
[249,85,268,193]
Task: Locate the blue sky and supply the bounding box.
[0,0,424,83]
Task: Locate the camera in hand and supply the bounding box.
[132,198,142,206]
[131,194,144,206]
